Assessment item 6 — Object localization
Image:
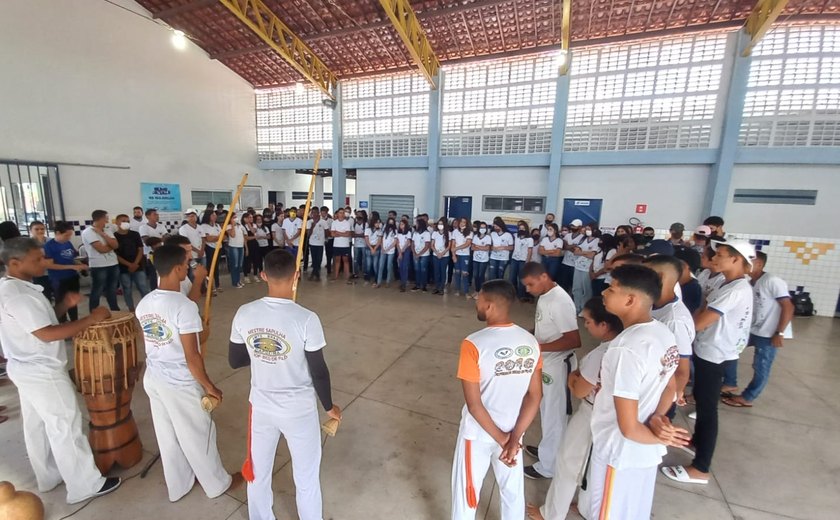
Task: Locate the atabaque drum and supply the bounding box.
[73,311,143,473]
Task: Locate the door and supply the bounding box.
[370,194,415,219]
[561,198,603,227]
[445,196,472,221]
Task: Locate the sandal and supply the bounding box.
[722,396,753,408]
[661,465,708,485]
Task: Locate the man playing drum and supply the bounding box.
[0,237,121,503]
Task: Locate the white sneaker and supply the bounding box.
[236,282,245,289]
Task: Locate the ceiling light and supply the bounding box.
[295,82,305,95]
[171,29,188,51]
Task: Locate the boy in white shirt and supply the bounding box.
[282,209,303,255]
[452,280,543,520]
[509,223,534,301]
[519,262,581,480]
[81,209,121,312]
[590,264,688,519]
[230,249,341,520]
[271,213,286,251]
[330,208,353,283]
[136,245,236,502]
[178,209,204,261]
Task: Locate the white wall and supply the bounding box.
[442,167,548,224]
[0,0,292,219]
[559,165,710,229]
[726,165,840,239]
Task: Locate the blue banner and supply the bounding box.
[141,183,181,212]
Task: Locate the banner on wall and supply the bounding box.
[141,183,182,212]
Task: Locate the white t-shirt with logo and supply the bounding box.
[282,218,303,247]
[651,298,696,357]
[490,232,513,261]
[81,227,118,268]
[139,222,167,255]
[751,273,790,338]
[330,219,352,248]
[353,223,367,248]
[137,289,203,386]
[431,231,448,254]
[381,231,397,254]
[591,320,679,469]
[412,230,431,256]
[534,284,579,365]
[308,219,330,247]
[451,229,472,257]
[0,277,66,373]
[365,227,383,247]
[540,236,563,256]
[575,237,600,271]
[579,341,610,403]
[271,222,285,247]
[254,226,270,247]
[227,223,246,247]
[694,277,754,363]
[129,217,147,233]
[563,233,584,266]
[697,269,725,300]
[178,224,203,258]
[199,223,222,249]
[396,231,412,252]
[230,297,326,415]
[512,236,534,262]
[471,234,491,263]
[456,324,542,442]
[592,248,617,279]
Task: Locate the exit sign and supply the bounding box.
[635,204,647,214]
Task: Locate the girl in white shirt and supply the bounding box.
[450,217,473,298]
[572,225,601,313]
[241,213,259,284]
[488,217,514,281]
[411,219,431,292]
[253,215,271,279]
[226,214,247,288]
[395,220,413,292]
[376,218,398,287]
[539,223,564,282]
[470,222,491,299]
[591,233,618,297]
[364,217,383,287]
[510,220,534,301]
[430,218,450,295]
[199,211,223,291]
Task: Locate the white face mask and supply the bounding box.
[547,230,556,237]
[437,224,444,231]
[585,230,593,237]
[119,222,131,231]
[479,228,487,234]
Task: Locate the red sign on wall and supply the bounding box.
[635,204,648,214]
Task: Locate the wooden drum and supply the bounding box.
[73,311,143,473]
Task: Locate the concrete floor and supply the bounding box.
[1,278,837,520]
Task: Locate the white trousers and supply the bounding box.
[144,371,231,502]
[8,365,105,504]
[451,433,524,520]
[540,401,593,520]
[585,451,657,520]
[534,352,577,477]
[247,406,323,520]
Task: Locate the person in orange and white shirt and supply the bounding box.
[451,280,543,520]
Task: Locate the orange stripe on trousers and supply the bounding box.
[599,465,615,520]
[241,405,255,482]
[465,440,478,509]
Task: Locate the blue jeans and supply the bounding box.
[365,248,379,281]
[398,253,411,288]
[724,358,739,388]
[413,254,430,289]
[453,255,471,294]
[90,265,120,312]
[542,256,561,283]
[432,255,448,291]
[508,259,526,298]
[377,253,395,285]
[488,258,508,280]
[227,246,244,286]
[473,261,488,293]
[741,335,778,401]
[354,246,366,278]
[120,270,150,310]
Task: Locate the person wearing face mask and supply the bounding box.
[430,218,450,295]
[571,224,601,313]
[510,220,534,302]
[411,218,431,292]
[642,227,656,243]
[470,222,492,299]
[488,217,514,281]
[376,218,398,288]
[352,212,368,282]
[282,208,303,257]
[539,223,564,283]
[450,217,473,299]
[540,213,556,240]
[114,214,150,311]
[395,219,413,292]
[364,217,383,286]
[529,229,543,266]
[560,219,585,293]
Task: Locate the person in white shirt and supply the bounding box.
[229,248,341,520]
[307,208,330,281]
[129,206,147,232]
[538,213,556,240]
[519,262,582,480]
[178,209,205,262]
[488,217,514,281]
[139,208,169,290]
[527,297,623,520]
[395,219,413,292]
[252,214,271,280]
[226,213,248,289]
[282,209,303,255]
[330,208,353,283]
[539,223,564,283]
[696,247,725,301]
[364,217,384,286]
[411,218,432,292]
[377,217,398,287]
[662,239,755,486]
[722,251,793,408]
[559,219,585,292]
[451,280,543,520]
[430,218,451,295]
[199,210,223,291]
[136,245,236,502]
[0,238,122,503]
[589,264,687,519]
[164,235,209,304]
[271,213,285,251]
[351,213,368,281]
[591,234,618,297]
[81,209,121,312]
[572,225,600,313]
[450,218,473,298]
[470,222,492,298]
[509,221,534,302]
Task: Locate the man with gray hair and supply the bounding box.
[0,237,121,503]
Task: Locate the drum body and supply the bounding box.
[73,312,143,473]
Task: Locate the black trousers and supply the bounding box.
[53,276,80,322]
[310,245,324,278]
[559,263,575,293]
[325,239,334,272]
[692,356,728,473]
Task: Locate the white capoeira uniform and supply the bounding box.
[451,324,542,520]
[533,284,579,478]
[136,289,231,502]
[540,341,610,520]
[231,296,329,520]
[587,321,679,520]
[0,276,105,504]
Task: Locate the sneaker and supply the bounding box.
[255,277,263,283]
[411,286,420,292]
[524,465,548,480]
[525,445,539,459]
[216,287,223,293]
[432,289,440,295]
[236,282,245,289]
[93,477,121,498]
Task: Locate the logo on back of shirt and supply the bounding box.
[660,345,679,378]
[247,329,291,363]
[141,316,173,344]
[494,345,537,377]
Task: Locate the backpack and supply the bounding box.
[790,290,815,316]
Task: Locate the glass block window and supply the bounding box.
[342,72,430,159]
[565,32,727,151]
[740,25,840,147]
[255,85,333,161]
[441,53,557,156]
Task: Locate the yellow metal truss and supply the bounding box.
[218,0,337,98]
[742,0,790,56]
[379,0,441,88]
[559,0,571,75]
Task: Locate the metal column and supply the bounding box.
[332,82,346,209]
[546,57,572,215]
[425,70,442,216]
